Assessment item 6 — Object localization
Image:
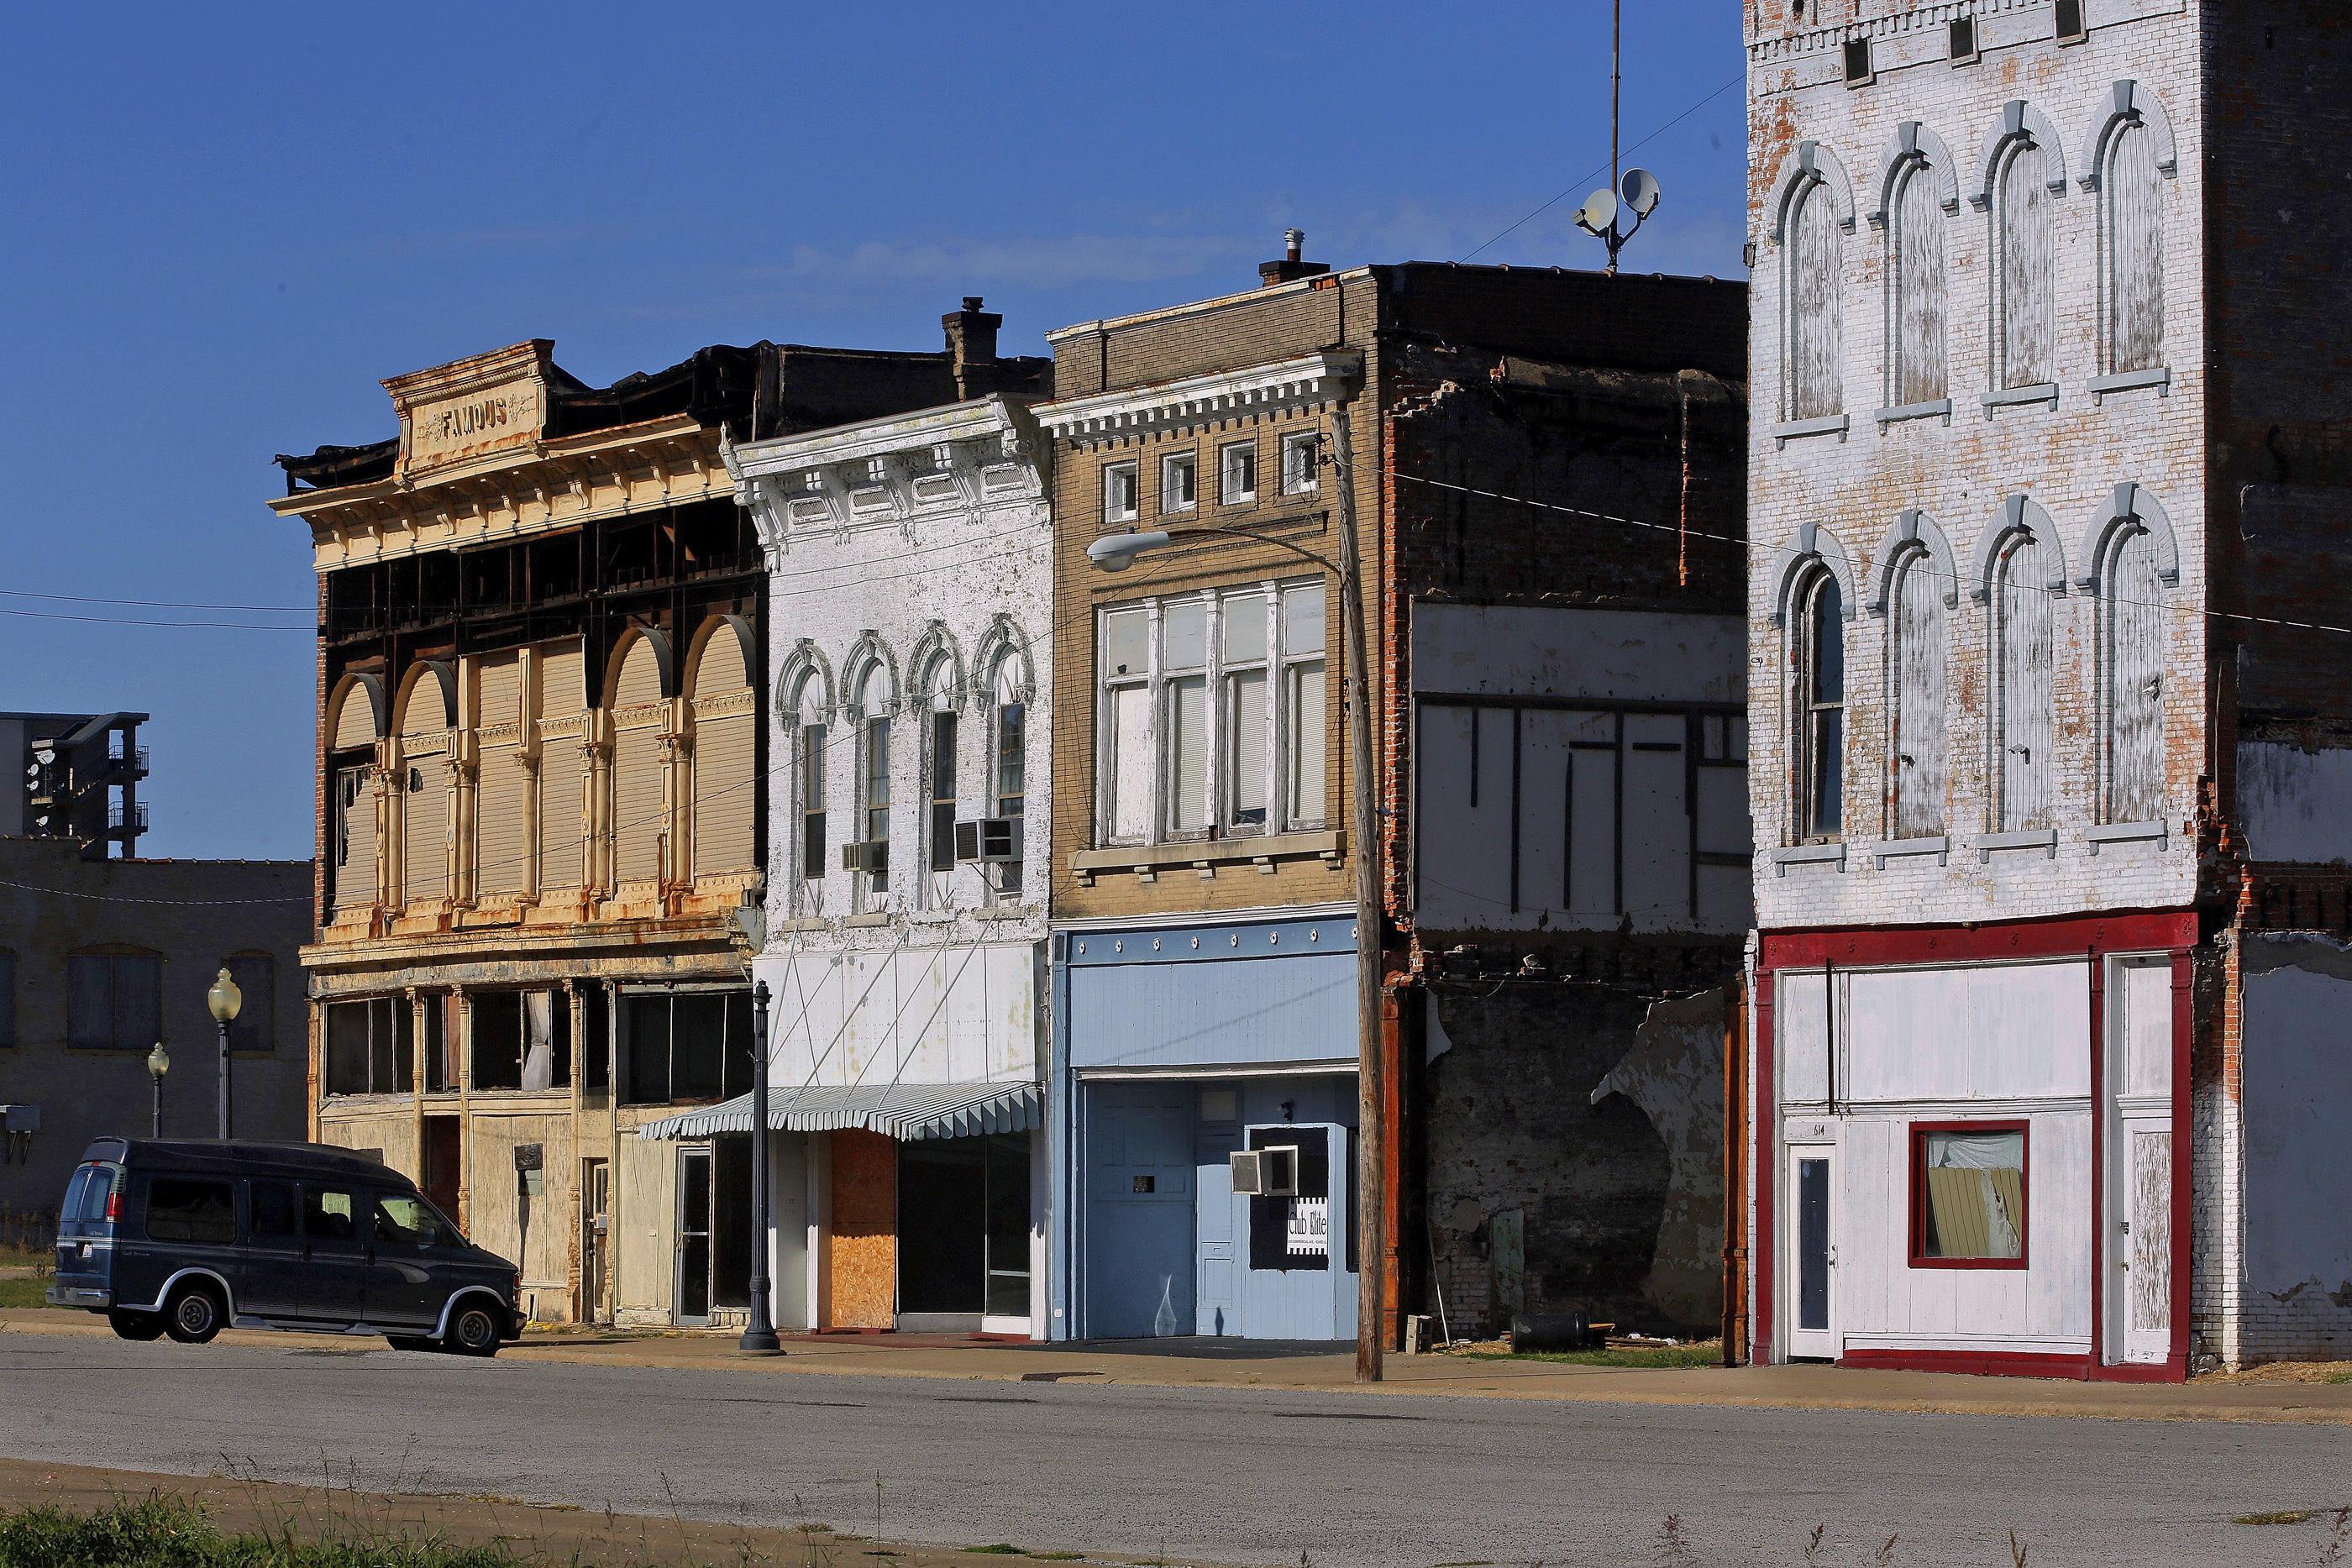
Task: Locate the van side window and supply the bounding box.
[302,1188,359,1242]
[145,1177,235,1244]
[250,1183,297,1238]
[376,1193,454,1249]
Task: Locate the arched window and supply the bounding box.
[2103,523,2166,823]
[1888,545,1947,838]
[2104,119,2164,375]
[1787,178,1845,420]
[786,670,829,908]
[1793,569,1845,841]
[395,663,454,910]
[1889,158,1949,406]
[1993,133,2055,391]
[607,632,669,888]
[848,657,893,894]
[921,655,959,879]
[1992,532,2055,831]
[685,618,757,881]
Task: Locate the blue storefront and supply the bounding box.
[1047,905,1358,1342]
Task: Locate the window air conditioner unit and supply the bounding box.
[953,817,1023,863]
[840,841,888,874]
[1230,1145,1299,1198]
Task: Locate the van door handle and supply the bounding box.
[364,1246,375,1265]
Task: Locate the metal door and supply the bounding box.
[1786,1146,1837,1361]
[1084,1084,1194,1338]
[675,1147,712,1325]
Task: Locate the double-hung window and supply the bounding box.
[1096,579,1328,845]
[1103,461,1139,525]
[1161,453,1197,513]
[799,722,827,891]
[862,716,891,889]
[928,711,958,873]
[1219,441,1257,506]
[1279,432,1320,496]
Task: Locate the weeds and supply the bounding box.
[0,1496,517,1568]
[2323,1507,2352,1566]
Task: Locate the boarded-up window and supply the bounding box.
[694,709,755,876]
[1788,181,1845,419]
[333,766,376,912]
[2105,525,2166,822]
[612,726,663,884]
[68,952,160,1050]
[1892,161,1948,406]
[539,758,584,893]
[329,681,377,752]
[475,652,526,898]
[401,751,446,906]
[537,637,585,719]
[476,651,522,731]
[613,635,664,710]
[1994,532,2055,831]
[1997,139,2055,389]
[2108,121,2164,374]
[1890,548,1947,838]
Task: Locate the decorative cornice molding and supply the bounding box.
[1033,351,1362,444]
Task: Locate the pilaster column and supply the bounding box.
[454,987,472,1235]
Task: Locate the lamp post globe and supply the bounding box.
[207,968,241,1141]
[146,1041,169,1138]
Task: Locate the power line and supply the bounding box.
[0,587,312,612]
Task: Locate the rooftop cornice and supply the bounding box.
[1032,351,1362,442]
[270,412,711,520]
[724,394,1032,480]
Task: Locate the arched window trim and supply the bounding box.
[1768,522,1859,629]
[1771,140,1857,242]
[2077,81,2179,192]
[1970,496,2069,604]
[841,631,900,721]
[2074,483,2181,594]
[1868,509,1961,614]
[602,627,675,711]
[1866,121,1961,227]
[1773,142,1855,428]
[906,619,969,712]
[327,672,388,749]
[972,613,1038,707]
[774,638,837,727]
[681,614,757,699]
[1969,101,2071,210]
[392,661,457,734]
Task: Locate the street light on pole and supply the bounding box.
[206,968,241,1141]
[146,1040,169,1138]
[740,978,783,1354]
[1085,412,1389,1382]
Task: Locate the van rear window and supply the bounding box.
[60,1167,92,1220]
[145,1177,237,1244]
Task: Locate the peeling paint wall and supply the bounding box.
[2239,936,2352,1361]
[2237,745,2352,866]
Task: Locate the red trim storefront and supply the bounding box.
[1754,909,2197,1382]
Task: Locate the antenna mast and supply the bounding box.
[1575,0,1662,275]
[1611,0,1621,199]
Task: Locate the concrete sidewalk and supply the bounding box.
[9,1307,2352,1423]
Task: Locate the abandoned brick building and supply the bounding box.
[1042,243,1751,1345]
[1744,0,2352,1377]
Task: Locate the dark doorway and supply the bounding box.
[422,1116,460,1218]
[898,1131,1030,1318]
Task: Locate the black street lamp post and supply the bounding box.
[146,1041,169,1137]
[207,968,241,1140]
[739,979,782,1354]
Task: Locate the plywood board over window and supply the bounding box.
[2108,122,2164,374]
[688,620,757,879]
[2105,527,2166,822]
[1789,185,1845,419]
[1994,535,2055,831]
[1893,165,1948,406]
[475,651,527,898]
[829,1130,898,1329]
[1998,141,2055,389]
[1891,549,1947,839]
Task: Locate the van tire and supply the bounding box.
[445,1302,503,1357]
[108,1311,165,1341]
[162,1283,225,1345]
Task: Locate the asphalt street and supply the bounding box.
[3,1335,2348,1567]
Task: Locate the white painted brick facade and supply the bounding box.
[1749,0,2205,931]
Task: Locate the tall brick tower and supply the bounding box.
[1742,1,2352,1378]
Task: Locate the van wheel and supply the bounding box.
[162,1283,225,1345]
[445,1303,503,1357]
[108,1311,165,1341]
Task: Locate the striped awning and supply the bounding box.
[634,1081,1042,1143]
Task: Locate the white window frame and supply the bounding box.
[1219,440,1257,506]
[1103,460,1139,526]
[1094,577,1325,847]
[1160,451,1198,514]
[1279,431,1320,496]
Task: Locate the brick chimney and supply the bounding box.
[1259,228,1330,288]
[943,296,1004,398]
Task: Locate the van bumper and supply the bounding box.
[48,1286,110,1308]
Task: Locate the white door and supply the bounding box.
[2108,955,2174,1366]
[1786,1145,1838,1361]
[2114,1115,2172,1364]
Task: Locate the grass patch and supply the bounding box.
[0,1277,62,1310]
[2233,1511,2315,1526]
[1450,1345,1721,1370]
[0,1497,526,1568]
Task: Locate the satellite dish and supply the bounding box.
[1621,168,1662,218]
[1573,187,1619,236]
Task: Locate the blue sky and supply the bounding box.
[0,0,1748,861]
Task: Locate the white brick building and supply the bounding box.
[1745,0,2352,1377]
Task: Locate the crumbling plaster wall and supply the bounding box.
[2234,934,2352,1363]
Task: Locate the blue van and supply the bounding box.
[49,1138,519,1355]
